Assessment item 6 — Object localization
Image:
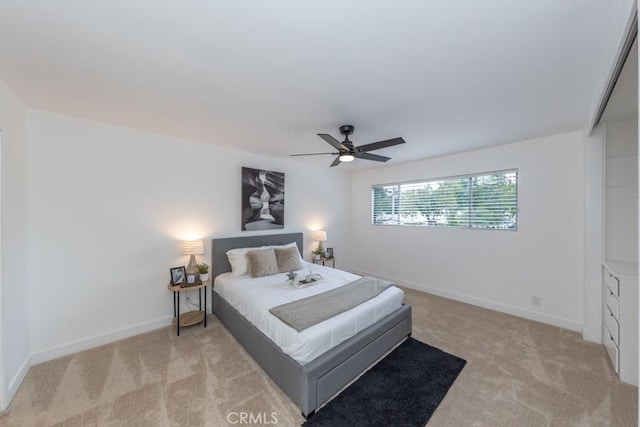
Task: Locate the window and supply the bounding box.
[372,169,518,230]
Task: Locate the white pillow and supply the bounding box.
[226,246,267,276]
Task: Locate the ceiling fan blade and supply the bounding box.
[357,137,406,152]
[318,134,348,151]
[330,156,342,167]
[356,152,391,162]
[290,152,338,157]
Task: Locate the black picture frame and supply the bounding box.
[325,247,334,258]
[241,167,285,231]
[170,266,187,285]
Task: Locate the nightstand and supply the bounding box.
[312,257,336,268]
[167,279,210,336]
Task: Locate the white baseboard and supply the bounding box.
[30,316,173,365]
[350,268,582,333]
[7,356,30,406]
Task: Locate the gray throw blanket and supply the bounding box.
[269,276,393,332]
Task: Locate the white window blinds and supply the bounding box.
[372,170,517,230]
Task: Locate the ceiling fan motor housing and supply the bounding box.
[339,124,354,136]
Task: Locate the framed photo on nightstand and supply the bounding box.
[170,266,187,285]
[325,248,334,258]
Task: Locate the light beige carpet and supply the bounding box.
[1,288,637,426]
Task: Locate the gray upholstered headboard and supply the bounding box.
[211,233,304,277]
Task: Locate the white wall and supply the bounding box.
[26,109,352,362]
[583,125,604,343]
[604,118,638,263]
[351,131,585,331]
[0,78,29,409]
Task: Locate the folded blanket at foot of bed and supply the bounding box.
[269,276,393,331]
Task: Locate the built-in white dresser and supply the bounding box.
[602,261,638,386]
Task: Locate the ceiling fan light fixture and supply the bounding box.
[339,153,355,162]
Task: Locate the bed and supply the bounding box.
[211,233,412,418]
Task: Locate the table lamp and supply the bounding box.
[314,230,327,253]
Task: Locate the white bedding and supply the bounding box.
[214,261,404,364]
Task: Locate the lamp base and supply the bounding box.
[186,254,200,283]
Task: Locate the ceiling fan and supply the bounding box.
[290,125,406,167]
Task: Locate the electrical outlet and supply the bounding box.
[531,296,542,307]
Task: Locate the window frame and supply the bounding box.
[371,168,518,231]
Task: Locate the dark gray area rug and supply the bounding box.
[303,337,466,427]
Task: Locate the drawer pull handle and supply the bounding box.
[610,334,614,341]
[610,290,614,296]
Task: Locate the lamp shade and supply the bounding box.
[183,240,205,255]
[313,230,327,242]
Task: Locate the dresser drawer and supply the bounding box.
[603,270,620,296]
[604,284,620,318]
[604,305,619,345]
[601,263,638,386]
[603,323,620,373]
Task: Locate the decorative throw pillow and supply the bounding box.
[271,242,304,261]
[246,248,279,278]
[226,246,266,276]
[275,246,304,272]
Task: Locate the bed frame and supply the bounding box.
[211,233,412,418]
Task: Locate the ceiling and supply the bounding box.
[0,1,626,170]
